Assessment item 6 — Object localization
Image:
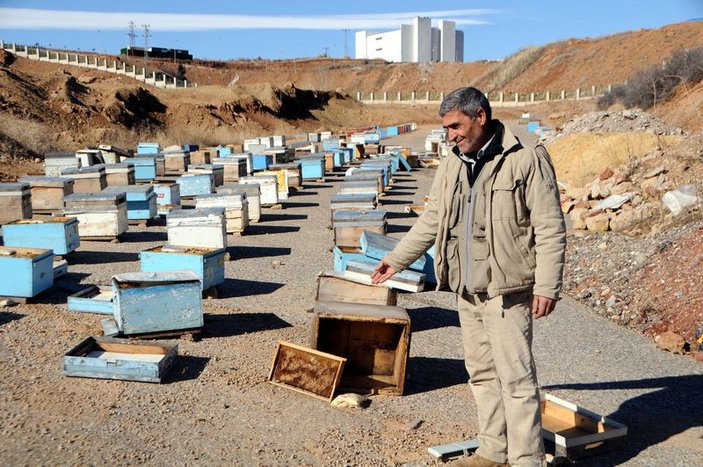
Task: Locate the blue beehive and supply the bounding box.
[103,185,157,220]
[527,121,540,133]
[112,270,203,335]
[332,245,367,274]
[2,217,80,256]
[340,147,353,163]
[251,153,273,171]
[217,146,233,156]
[137,142,160,155]
[332,150,345,167]
[322,139,340,151]
[123,157,156,181]
[153,182,181,207]
[177,173,214,197]
[0,246,54,298]
[67,286,114,315]
[359,230,426,271]
[387,126,399,136]
[140,244,226,290]
[296,155,325,181]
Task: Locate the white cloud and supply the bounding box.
[0,8,494,31]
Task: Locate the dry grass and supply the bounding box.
[480,46,547,92]
[0,113,56,155]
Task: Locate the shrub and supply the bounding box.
[598,46,703,110]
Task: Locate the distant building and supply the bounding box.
[120,46,193,61]
[355,17,463,63]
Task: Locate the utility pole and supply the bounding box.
[342,29,349,58]
[141,24,151,74]
[323,46,329,57]
[127,21,137,53]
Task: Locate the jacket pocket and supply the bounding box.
[491,178,527,222]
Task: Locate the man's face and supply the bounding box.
[442,108,487,154]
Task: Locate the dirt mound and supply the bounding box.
[105,87,167,129]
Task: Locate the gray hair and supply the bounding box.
[439,87,492,121]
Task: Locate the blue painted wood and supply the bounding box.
[183,144,199,152]
[296,155,325,180]
[217,146,233,156]
[322,139,340,150]
[140,245,226,290]
[177,173,214,197]
[251,154,273,171]
[123,157,156,181]
[137,142,160,154]
[67,286,114,314]
[63,336,178,383]
[112,271,203,335]
[387,126,399,136]
[2,217,80,255]
[153,183,181,206]
[332,246,366,274]
[359,231,426,271]
[0,246,54,297]
[332,151,344,167]
[103,185,158,220]
[527,121,540,133]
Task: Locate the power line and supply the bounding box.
[127,21,137,49]
[342,29,349,58]
[141,24,151,74]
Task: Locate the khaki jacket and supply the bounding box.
[385,121,566,299]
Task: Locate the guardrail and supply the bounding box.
[0,40,195,89]
[355,86,614,107]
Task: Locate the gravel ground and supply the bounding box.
[1,124,701,466]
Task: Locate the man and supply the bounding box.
[372,87,566,466]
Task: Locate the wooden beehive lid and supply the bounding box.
[195,192,247,205]
[0,245,53,259]
[314,300,409,322]
[240,175,275,184]
[103,185,154,196]
[179,173,211,180]
[64,191,126,204]
[333,209,386,222]
[148,244,223,255]
[112,270,201,287]
[268,341,346,402]
[0,182,30,192]
[217,183,260,196]
[330,193,377,203]
[19,176,74,188]
[167,207,224,220]
[188,164,217,171]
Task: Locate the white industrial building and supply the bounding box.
[355,17,464,63]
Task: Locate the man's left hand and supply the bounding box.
[532,295,556,319]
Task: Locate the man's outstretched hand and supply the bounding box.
[371,257,397,284]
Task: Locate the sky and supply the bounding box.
[0,1,701,62]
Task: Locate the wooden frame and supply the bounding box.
[268,341,346,402]
[541,393,628,460]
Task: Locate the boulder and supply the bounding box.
[655,331,687,354]
[585,212,610,231]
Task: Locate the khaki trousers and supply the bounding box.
[457,291,545,466]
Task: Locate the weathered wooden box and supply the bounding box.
[217,184,261,223]
[297,155,325,181]
[312,301,411,395]
[541,394,628,460]
[256,169,288,200]
[167,208,228,249]
[269,162,302,189]
[153,182,181,208]
[316,272,396,306]
[140,244,226,290]
[345,172,384,194]
[60,166,107,193]
[177,173,214,198]
[164,151,191,172]
[67,285,114,315]
[339,180,380,198]
[45,151,80,177]
[112,270,204,335]
[123,157,157,181]
[63,192,128,239]
[103,185,158,220]
[0,246,54,297]
[189,149,212,165]
[332,210,387,249]
[0,182,32,225]
[344,258,425,293]
[269,341,346,402]
[63,336,178,383]
[3,217,80,256]
[195,193,249,235]
[238,176,278,206]
[188,164,224,187]
[19,176,74,214]
[330,193,377,220]
[212,156,249,182]
[103,163,136,186]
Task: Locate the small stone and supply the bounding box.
[405,419,423,431]
[331,393,370,409]
[599,167,614,180]
[597,242,608,250]
[655,331,687,354]
[673,291,684,299]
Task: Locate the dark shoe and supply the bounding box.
[451,453,509,467]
